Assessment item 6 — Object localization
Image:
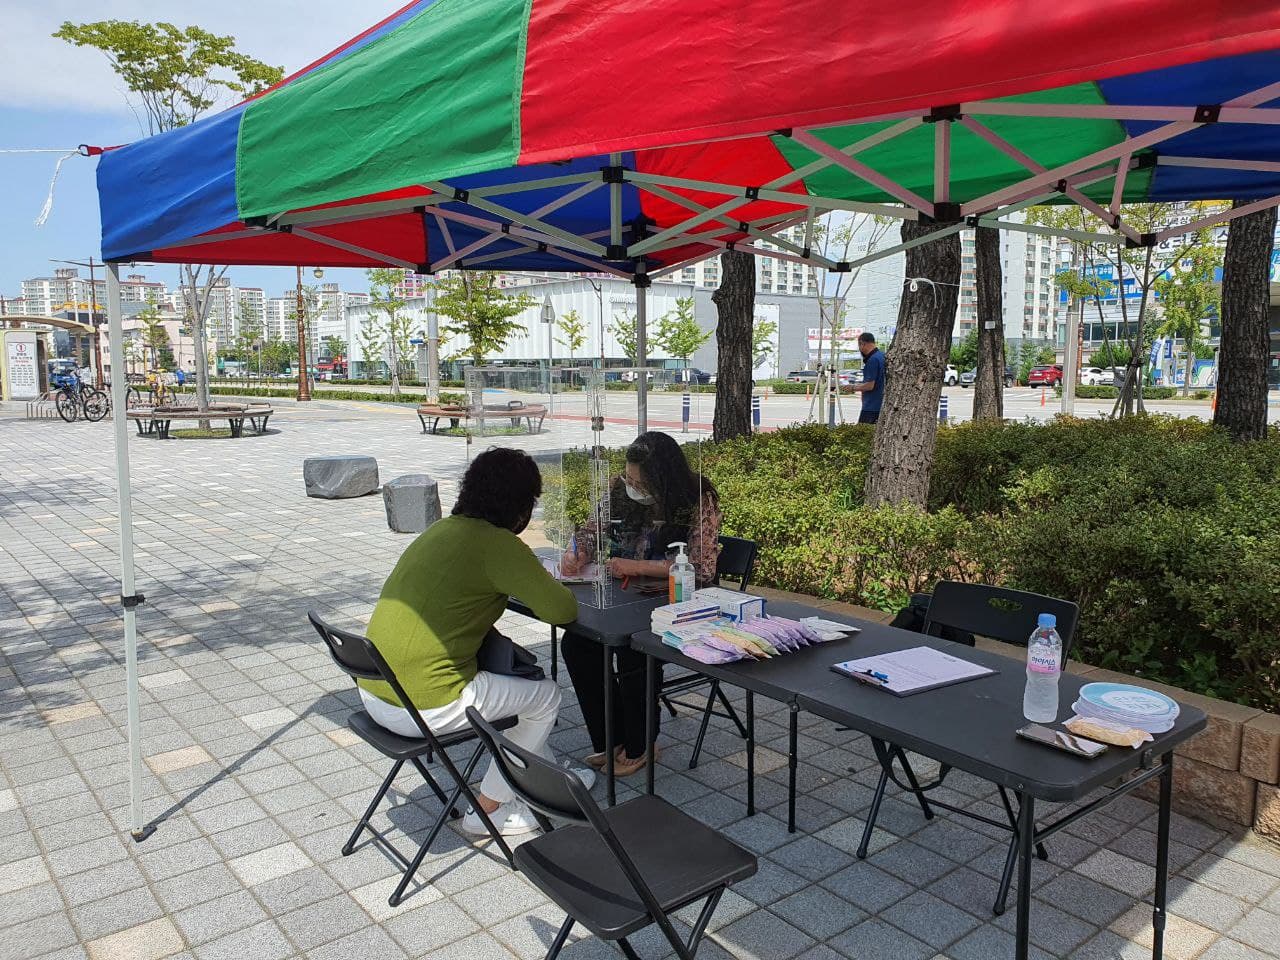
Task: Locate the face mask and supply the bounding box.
[625,482,656,505]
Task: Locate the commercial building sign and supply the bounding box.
[5,332,40,400]
[806,326,863,354]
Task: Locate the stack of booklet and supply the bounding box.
[650,600,721,633]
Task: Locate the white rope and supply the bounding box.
[0,147,83,153]
[33,151,81,227]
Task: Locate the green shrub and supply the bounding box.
[1076,385,1119,399]
[549,417,1280,711]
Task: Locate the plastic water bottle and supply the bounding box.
[1023,613,1062,722]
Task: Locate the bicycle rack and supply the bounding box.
[25,399,59,420]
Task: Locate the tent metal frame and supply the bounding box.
[105,75,1280,841]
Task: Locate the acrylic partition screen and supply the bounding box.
[459,365,714,610]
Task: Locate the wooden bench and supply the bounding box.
[416,401,547,435]
[127,402,273,439]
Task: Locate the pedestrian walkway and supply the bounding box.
[1,404,1278,960]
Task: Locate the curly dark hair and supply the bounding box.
[452,448,542,531]
[617,431,717,543]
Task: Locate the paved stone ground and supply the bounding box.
[2,399,1280,960]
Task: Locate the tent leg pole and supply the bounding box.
[634,270,649,435]
[106,264,150,842]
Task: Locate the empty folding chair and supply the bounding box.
[853,583,1079,914]
[466,706,757,960]
[308,611,517,906]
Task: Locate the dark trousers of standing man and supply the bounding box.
[560,632,662,759]
[858,408,880,425]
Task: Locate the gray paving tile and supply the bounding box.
[174,889,268,945]
[716,908,816,960]
[882,891,983,950]
[769,884,863,940]
[829,917,934,960]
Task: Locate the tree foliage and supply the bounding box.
[752,317,778,373]
[431,272,536,366]
[949,329,979,370]
[53,20,282,134]
[556,308,587,360]
[609,311,640,363]
[653,297,709,364]
[1154,232,1223,395]
[367,268,413,397]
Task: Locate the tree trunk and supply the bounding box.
[1215,200,1277,441]
[973,225,1005,421]
[712,251,755,441]
[864,220,962,507]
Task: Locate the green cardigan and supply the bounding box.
[358,514,577,710]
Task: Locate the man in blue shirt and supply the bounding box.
[852,332,885,425]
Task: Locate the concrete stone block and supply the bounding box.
[382,473,441,534]
[1254,782,1280,844]
[1138,756,1257,826]
[303,456,378,499]
[1241,713,1280,785]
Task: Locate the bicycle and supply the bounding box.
[125,371,173,409]
[56,372,111,423]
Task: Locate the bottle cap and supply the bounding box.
[1037,613,1057,629]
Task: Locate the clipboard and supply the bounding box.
[831,645,997,697]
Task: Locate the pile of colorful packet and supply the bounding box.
[659,615,843,664]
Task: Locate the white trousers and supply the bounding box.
[360,671,561,804]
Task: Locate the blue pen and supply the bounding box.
[869,670,890,682]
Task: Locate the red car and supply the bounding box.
[1026,364,1064,387]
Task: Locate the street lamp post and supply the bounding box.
[585,276,605,369]
[541,295,556,404]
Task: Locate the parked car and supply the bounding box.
[837,370,863,387]
[620,369,656,383]
[1027,364,1065,387]
[47,358,79,390]
[943,364,959,386]
[959,366,1015,388]
[1079,367,1114,386]
[785,370,820,383]
[678,367,711,384]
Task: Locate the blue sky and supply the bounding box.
[0,1,395,300]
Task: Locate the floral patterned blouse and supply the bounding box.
[579,483,723,586]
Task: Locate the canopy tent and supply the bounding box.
[92,0,1280,838]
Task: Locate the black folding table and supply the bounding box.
[508,579,665,805]
[633,606,1206,960]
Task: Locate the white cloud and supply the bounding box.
[0,1,388,115]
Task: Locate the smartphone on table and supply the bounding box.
[1015,723,1107,758]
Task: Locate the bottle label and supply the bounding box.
[1028,648,1059,675]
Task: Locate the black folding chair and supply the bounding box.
[466,706,756,960]
[854,582,1080,915]
[308,611,518,906]
[658,535,758,769]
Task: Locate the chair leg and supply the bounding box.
[856,760,891,859]
[545,917,575,960]
[409,756,461,819]
[661,694,679,719]
[344,759,403,856]
[550,626,558,681]
[892,748,935,820]
[617,939,644,960]
[993,830,1019,916]
[389,744,505,907]
[714,683,749,739]
[688,687,718,770]
[687,888,724,955]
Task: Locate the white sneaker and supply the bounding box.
[559,759,596,791]
[461,800,539,837]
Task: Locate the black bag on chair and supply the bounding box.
[890,592,976,646]
[477,628,546,681]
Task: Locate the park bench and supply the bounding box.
[416,401,547,435]
[127,401,273,439]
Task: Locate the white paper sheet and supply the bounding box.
[833,645,995,696]
[541,557,600,584]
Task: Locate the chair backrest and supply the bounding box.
[308,610,382,682]
[715,535,758,592]
[465,706,593,826]
[307,610,443,747]
[921,581,1080,660]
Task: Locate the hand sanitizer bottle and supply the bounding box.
[668,542,695,603]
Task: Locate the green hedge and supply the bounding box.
[191,385,465,405]
[1074,385,1181,400]
[551,418,1280,711]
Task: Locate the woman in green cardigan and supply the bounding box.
[358,448,586,836]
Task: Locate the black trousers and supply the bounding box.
[561,632,662,759]
[857,408,880,425]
